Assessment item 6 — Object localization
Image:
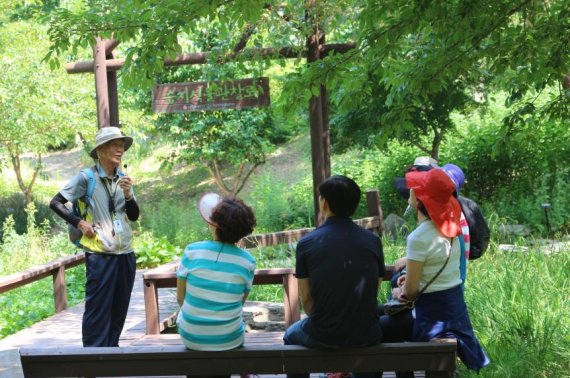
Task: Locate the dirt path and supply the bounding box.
[24,133,309,195]
[40,147,84,187]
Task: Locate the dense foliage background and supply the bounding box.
[0,1,568,377]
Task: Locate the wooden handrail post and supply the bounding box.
[282,272,300,327]
[144,280,160,335]
[52,266,67,313]
[366,190,384,235]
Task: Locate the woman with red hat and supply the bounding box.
[383,168,489,374]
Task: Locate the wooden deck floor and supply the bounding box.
[0,270,416,378]
[0,270,174,349]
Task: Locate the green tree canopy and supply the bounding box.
[323,0,569,156]
[141,22,291,196]
[0,21,94,204]
[44,0,569,159]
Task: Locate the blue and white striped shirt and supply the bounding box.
[176,241,256,351]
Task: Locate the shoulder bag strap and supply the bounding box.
[406,238,454,307]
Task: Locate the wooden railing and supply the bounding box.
[0,253,86,313]
[143,266,304,334]
[143,264,395,335]
[143,189,387,334]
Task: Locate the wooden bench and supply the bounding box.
[20,333,457,377]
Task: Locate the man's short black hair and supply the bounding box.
[318,175,361,218]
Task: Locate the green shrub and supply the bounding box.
[242,140,421,230]
[377,237,407,302]
[140,199,210,249]
[330,141,420,218]
[442,108,570,235]
[0,204,84,340]
[0,193,56,241]
[247,171,314,231]
[284,175,315,229]
[246,174,293,233]
[0,204,73,274]
[485,168,570,235]
[249,244,295,269]
[0,265,85,339]
[247,244,295,302]
[135,232,183,269]
[0,280,60,338]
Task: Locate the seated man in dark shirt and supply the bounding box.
[283,175,385,378]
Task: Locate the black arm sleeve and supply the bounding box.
[125,198,140,222]
[50,193,82,227]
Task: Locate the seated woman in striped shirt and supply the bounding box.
[176,194,257,352]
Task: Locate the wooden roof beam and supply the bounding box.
[66,43,356,74]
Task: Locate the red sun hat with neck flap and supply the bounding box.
[406,168,462,238]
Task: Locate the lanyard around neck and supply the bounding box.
[100,177,117,215]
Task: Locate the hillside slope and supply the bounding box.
[20,131,312,207]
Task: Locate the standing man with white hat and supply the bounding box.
[50,126,140,347]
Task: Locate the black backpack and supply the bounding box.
[458,195,490,260]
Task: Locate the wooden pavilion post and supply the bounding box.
[321,89,330,179]
[306,2,331,223]
[320,38,331,179]
[307,36,326,221]
[94,39,110,128]
[93,38,121,129]
[106,55,120,127]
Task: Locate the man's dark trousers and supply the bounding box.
[82,252,136,347]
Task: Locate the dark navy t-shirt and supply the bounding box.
[296,216,385,346]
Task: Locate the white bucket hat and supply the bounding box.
[413,156,438,167]
[90,126,134,159]
[197,192,222,225]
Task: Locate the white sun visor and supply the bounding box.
[197,192,222,225]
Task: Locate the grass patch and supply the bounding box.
[247,244,295,302]
[460,246,569,377]
[0,266,85,339]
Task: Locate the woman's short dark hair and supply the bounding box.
[318,175,361,217]
[210,197,257,244]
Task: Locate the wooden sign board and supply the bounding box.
[152,77,270,113]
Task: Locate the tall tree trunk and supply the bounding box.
[205,160,232,197]
[9,148,41,206]
[562,74,570,90]
[431,126,443,162]
[205,159,260,196]
[232,161,261,196]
